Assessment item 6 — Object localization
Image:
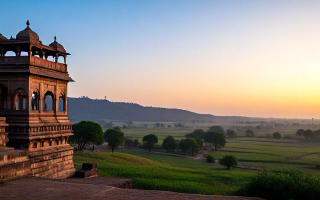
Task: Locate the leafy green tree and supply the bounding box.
[162,136,177,153]
[208,126,225,135]
[313,129,320,140]
[206,154,215,163]
[142,134,158,152]
[303,129,313,140]
[245,129,255,137]
[296,129,305,137]
[104,128,125,152]
[272,132,281,139]
[185,129,205,139]
[195,139,203,150]
[133,139,140,147]
[219,155,238,170]
[125,138,134,147]
[226,129,237,138]
[178,138,199,155]
[70,121,104,151]
[204,131,226,151]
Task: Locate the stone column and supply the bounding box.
[54,85,59,113]
[16,47,21,56]
[39,83,43,112]
[64,85,68,112]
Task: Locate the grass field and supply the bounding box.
[74,151,255,195]
[213,137,320,173]
[79,121,320,195]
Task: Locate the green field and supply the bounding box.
[78,121,320,195]
[213,137,320,173]
[74,151,255,195]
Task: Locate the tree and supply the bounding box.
[125,138,134,147]
[208,126,225,135]
[142,134,158,152]
[133,139,140,147]
[162,136,177,153]
[272,132,281,139]
[178,138,199,155]
[104,128,125,152]
[219,155,238,170]
[195,139,203,150]
[185,129,205,139]
[303,129,313,140]
[226,129,237,138]
[245,129,255,137]
[70,121,104,151]
[206,154,215,163]
[296,129,305,137]
[313,129,320,140]
[204,131,226,151]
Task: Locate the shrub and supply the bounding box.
[206,154,215,163]
[219,155,238,170]
[272,132,281,139]
[315,165,320,170]
[239,170,320,200]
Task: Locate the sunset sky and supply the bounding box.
[1,1,320,119]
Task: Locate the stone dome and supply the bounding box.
[0,33,7,40]
[49,36,66,53]
[16,20,40,41]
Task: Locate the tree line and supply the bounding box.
[69,122,230,155]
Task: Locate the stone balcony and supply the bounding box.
[0,56,67,72]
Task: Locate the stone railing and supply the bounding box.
[0,56,30,65]
[0,56,67,72]
[30,56,67,72]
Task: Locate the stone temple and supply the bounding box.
[0,20,75,181]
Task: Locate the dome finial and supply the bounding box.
[54,36,57,42]
[26,20,30,27]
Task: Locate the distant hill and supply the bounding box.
[67,97,220,122]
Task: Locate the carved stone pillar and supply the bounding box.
[16,47,21,56]
[29,45,32,56]
[54,86,58,113]
[39,83,43,112]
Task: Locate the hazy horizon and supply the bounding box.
[1,0,320,119]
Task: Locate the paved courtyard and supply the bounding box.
[0,177,263,200]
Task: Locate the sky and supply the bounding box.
[1,0,320,119]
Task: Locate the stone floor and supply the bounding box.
[0,177,263,200]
